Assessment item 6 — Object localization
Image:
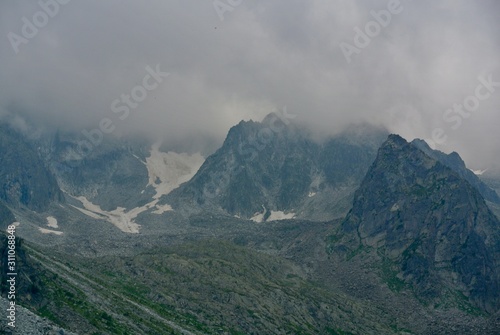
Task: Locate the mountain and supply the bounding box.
[0,125,63,212]
[38,130,152,211]
[2,117,500,334]
[338,134,500,313]
[412,139,500,204]
[166,113,388,221]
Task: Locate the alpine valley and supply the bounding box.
[1,114,500,335]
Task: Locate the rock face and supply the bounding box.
[167,114,388,221]
[0,233,44,310]
[0,125,63,211]
[0,201,15,227]
[44,131,151,211]
[412,139,500,204]
[341,134,500,312]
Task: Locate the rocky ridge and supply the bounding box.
[338,134,500,312]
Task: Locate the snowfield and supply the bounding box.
[145,142,205,199]
[72,196,143,234]
[267,211,296,221]
[71,143,204,233]
[250,208,296,222]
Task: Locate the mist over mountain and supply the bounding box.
[1,113,500,333]
[165,113,388,221]
[1,1,500,170]
[2,1,500,334]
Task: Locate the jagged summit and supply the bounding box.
[412,138,500,204]
[165,116,388,221]
[339,134,500,312]
[1,119,500,333]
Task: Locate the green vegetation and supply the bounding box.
[379,260,407,293]
[325,327,356,335]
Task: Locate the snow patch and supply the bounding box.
[390,203,399,212]
[71,205,104,220]
[38,228,63,236]
[68,143,203,233]
[146,142,204,199]
[72,194,175,233]
[250,207,295,222]
[46,216,59,229]
[268,211,295,221]
[472,169,488,176]
[250,212,264,223]
[132,154,145,163]
[152,203,173,215]
[73,196,143,234]
[308,192,316,197]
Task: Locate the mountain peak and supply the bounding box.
[411,138,500,204]
[338,134,500,312]
[167,119,386,221]
[261,112,281,124]
[385,133,408,147]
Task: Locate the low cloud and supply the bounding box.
[1,0,499,169]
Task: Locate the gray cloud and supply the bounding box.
[1,0,499,169]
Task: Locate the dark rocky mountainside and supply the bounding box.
[166,113,388,221]
[0,201,15,227]
[339,134,500,313]
[412,138,500,204]
[2,118,500,334]
[0,125,63,212]
[39,130,152,211]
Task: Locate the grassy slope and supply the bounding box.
[19,239,393,335]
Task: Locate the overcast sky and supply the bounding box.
[1,0,499,169]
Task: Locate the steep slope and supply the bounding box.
[42,131,151,211]
[166,113,387,221]
[481,171,500,219]
[0,233,203,334]
[338,135,500,313]
[0,125,63,212]
[412,138,500,204]
[0,201,15,227]
[38,132,205,233]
